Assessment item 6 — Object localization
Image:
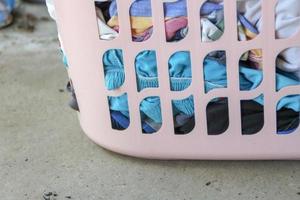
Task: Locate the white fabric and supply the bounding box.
[46,0,117,41]
[95,7,118,40]
[201,18,220,42]
[275,0,300,79]
[238,0,300,79]
[46,0,55,20]
[237,0,261,29]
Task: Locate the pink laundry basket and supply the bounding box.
[52,0,300,160]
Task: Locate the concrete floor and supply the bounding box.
[0,3,300,200]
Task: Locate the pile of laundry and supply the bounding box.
[104,49,300,135]
[46,0,300,134]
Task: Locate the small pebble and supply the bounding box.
[59,89,65,93]
[297,192,300,195]
[25,158,28,162]
[65,196,72,199]
[205,181,211,186]
[44,192,52,196]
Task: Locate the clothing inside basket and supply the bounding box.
[66,48,300,134]
[45,0,300,134]
[102,49,300,134]
[94,0,300,77]
[45,0,300,78]
[66,82,299,135]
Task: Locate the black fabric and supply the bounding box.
[66,81,79,112]
[95,1,112,22]
[175,99,299,135]
[175,116,195,134]
[240,100,265,135]
[277,108,300,133]
[207,98,230,135]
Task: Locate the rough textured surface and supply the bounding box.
[0,3,300,200]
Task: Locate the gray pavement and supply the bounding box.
[0,2,300,200]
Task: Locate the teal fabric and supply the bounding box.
[172,96,194,116]
[60,49,69,68]
[203,58,227,92]
[135,50,159,91]
[103,49,125,90]
[105,49,300,123]
[169,52,192,91]
[139,97,162,123]
[109,93,129,113]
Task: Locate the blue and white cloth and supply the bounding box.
[0,0,14,28]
